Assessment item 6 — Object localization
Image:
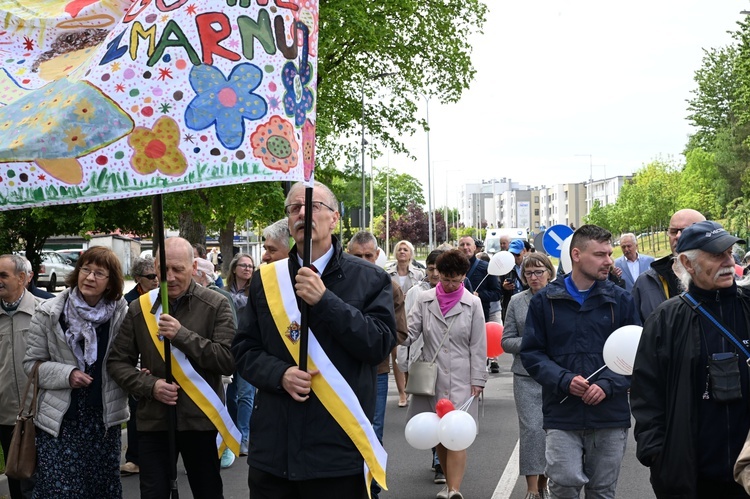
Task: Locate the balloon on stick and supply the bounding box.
[560,236,573,274]
[486,322,504,357]
[602,325,644,376]
[475,251,516,292]
[404,412,441,450]
[375,247,387,267]
[438,410,477,451]
[435,398,455,418]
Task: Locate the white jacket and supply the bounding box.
[23,288,129,437]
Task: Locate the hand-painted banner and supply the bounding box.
[0,0,317,210]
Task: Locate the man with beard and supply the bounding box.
[632,221,750,498]
[521,225,639,499]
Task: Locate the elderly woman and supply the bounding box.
[385,240,425,406]
[501,253,556,499]
[404,249,487,499]
[124,256,159,305]
[24,246,128,498]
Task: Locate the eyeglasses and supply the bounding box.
[523,269,547,278]
[139,273,158,280]
[667,227,685,236]
[237,263,255,270]
[284,201,335,216]
[80,267,109,280]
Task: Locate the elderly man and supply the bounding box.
[614,233,655,293]
[261,218,291,264]
[0,254,39,499]
[232,181,397,498]
[500,234,511,252]
[632,208,705,321]
[347,230,407,499]
[521,225,640,499]
[631,221,750,498]
[458,235,502,323]
[109,237,236,499]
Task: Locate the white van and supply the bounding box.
[484,228,528,255]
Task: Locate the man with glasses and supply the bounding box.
[613,233,654,293]
[232,181,397,499]
[632,209,705,322]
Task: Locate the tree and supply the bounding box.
[371,167,425,216]
[677,148,724,219]
[315,0,488,167]
[389,202,429,245]
[583,200,615,233]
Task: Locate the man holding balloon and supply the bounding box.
[631,221,750,498]
[521,225,640,499]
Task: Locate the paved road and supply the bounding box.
[120,354,655,499]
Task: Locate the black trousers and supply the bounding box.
[124,396,139,464]
[0,424,35,499]
[247,465,367,499]
[138,430,222,499]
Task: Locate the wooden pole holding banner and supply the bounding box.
[154,194,179,498]
[298,185,314,371]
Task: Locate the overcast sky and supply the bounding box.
[382,0,743,208]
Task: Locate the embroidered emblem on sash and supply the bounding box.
[286,321,301,343]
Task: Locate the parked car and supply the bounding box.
[37,251,75,292]
[57,248,85,264]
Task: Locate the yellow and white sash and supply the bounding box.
[261,260,387,493]
[140,290,241,457]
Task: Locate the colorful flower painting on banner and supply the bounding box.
[0,0,317,210]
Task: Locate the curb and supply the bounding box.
[0,473,9,499]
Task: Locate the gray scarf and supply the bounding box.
[64,288,117,369]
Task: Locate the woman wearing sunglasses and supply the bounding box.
[501,253,556,499]
[124,256,159,305]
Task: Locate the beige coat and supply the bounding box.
[0,291,43,425]
[404,287,488,422]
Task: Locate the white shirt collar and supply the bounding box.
[296,244,334,276]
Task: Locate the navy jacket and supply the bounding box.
[466,256,502,322]
[520,275,640,430]
[232,236,397,480]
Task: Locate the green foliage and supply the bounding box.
[677,148,723,218]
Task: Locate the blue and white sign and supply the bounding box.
[543,224,575,258]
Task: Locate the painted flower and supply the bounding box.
[63,126,86,152]
[302,119,315,181]
[184,63,267,150]
[128,116,187,176]
[282,22,314,127]
[290,0,319,57]
[250,115,299,173]
[73,99,94,122]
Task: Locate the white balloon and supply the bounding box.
[404,412,441,450]
[560,236,573,274]
[603,325,644,375]
[375,247,387,268]
[438,410,477,451]
[488,251,515,276]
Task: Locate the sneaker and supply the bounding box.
[539,487,550,499]
[490,361,500,373]
[436,486,449,499]
[120,462,140,476]
[448,490,463,499]
[220,448,235,468]
[524,493,541,499]
[239,440,248,457]
[434,464,446,484]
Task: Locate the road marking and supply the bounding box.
[492,439,520,499]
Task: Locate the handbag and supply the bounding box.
[405,317,456,397]
[5,361,41,480]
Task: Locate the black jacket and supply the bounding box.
[466,256,502,322]
[631,255,681,323]
[232,237,397,480]
[631,284,750,498]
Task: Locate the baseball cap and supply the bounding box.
[509,239,525,255]
[675,221,745,254]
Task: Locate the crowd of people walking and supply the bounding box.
[4,188,750,499]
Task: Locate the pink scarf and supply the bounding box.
[436,281,464,316]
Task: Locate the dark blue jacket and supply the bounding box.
[466,256,502,322]
[520,274,640,430]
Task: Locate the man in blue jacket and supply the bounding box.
[521,225,640,499]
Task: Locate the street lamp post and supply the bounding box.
[361,72,396,229]
[422,94,434,251]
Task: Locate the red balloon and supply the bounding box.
[486,322,504,358]
[435,398,455,418]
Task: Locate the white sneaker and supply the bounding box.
[220,448,235,468]
[436,486,449,499]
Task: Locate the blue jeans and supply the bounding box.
[227,372,255,444]
[545,428,628,499]
[370,372,389,499]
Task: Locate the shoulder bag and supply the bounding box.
[405,317,456,397]
[5,361,41,480]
